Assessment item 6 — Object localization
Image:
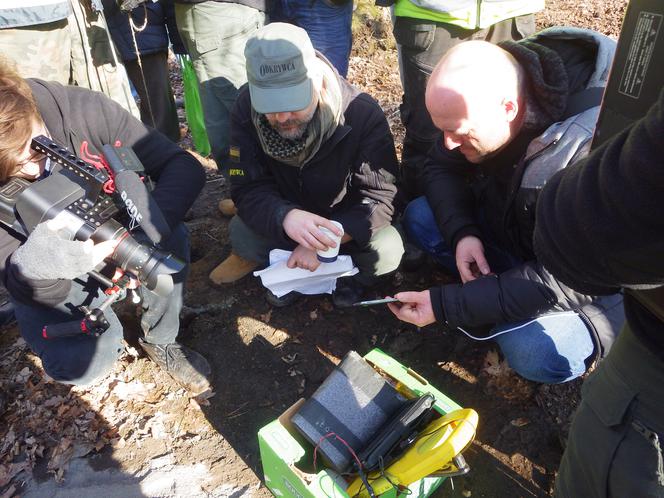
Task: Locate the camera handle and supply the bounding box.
[41,273,135,340]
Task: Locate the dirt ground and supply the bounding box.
[0,1,628,497]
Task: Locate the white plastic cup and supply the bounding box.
[316,221,344,263]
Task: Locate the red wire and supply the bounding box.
[313,432,364,473]
[79,140,123,194]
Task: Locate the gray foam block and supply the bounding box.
[291,351,406,472]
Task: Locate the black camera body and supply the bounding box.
[0,135,184,296]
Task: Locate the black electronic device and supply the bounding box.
[0,136,183,297]
[291,351,407,473]
[355,393,436,472]
[592,0,664,148]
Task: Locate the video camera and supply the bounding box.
[0,135,184,297]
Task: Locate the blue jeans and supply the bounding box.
[403,196,595,383]
[13,225,190,385]
[271,0,353,77]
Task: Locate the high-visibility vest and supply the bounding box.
[394,0,545,30]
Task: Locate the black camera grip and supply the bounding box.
[42,310,110,339]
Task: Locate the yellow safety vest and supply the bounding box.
[394,0,545,30]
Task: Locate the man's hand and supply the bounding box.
[387,290,436,327]
[282,209,343,251]
[455,235,491,283]
[287,245,321,272]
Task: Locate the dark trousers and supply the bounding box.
[125,51,180,142]
[13,224,190,385]
[394,14,536,199]
[555,321,664,497]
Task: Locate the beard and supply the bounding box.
[273,120,308,140]
[268,105,317,140]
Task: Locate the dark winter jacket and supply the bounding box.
[534,87,664,360]
[0,79,206,307]
[104,0,185,61]
[173,0,266,12]
[424,27,623,361]
[229,68,399,249]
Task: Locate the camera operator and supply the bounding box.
[0,57,211,394]
[534,88,664,497]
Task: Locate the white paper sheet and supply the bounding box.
[253,249,358,297]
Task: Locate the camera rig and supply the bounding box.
[0,136,186,337]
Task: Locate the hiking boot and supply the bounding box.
[140,340,211,395]
[401,242,426,272]
[332,277,366,309]
[218,198,237,217]
[209,253,258,285]
[0,300,15,328]
[265,290,301,308]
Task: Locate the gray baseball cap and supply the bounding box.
[244,23,317,114]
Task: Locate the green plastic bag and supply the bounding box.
[177,55,211,157]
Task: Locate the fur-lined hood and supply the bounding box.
[500,27,616,131]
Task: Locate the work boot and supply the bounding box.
[209,253,259,285]
[400,242,426,272]
[265,289,301,308]
[140,340,211,395]
[332,277,366,309]
[218,198,237,217]
[0,300,15,328]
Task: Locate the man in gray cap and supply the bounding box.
[209,23,404,308]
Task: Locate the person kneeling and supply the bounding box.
[0,59,210,393]
[391,31,625,384]
[209,23,404,308]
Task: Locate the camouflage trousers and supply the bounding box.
[0,0,139,117]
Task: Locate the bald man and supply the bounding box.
[389,28,625,384]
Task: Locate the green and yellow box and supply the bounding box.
[258,348,463,498]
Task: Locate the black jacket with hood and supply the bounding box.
[0,80,206,307]
[229,64,399,250]
[535,88,664,361]
[424,27,623,361]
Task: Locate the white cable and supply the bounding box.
[455,311,579,341]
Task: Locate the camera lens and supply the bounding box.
[92,220,185,296]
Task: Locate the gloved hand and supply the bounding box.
[10,219,118,281]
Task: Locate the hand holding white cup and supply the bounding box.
[317,221,344,262]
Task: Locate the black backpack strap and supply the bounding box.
[563,86,606,118]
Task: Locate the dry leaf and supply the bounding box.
[112,380,156,401]
[43,396,66,408]
[14,366,31,383]
[195,389,215,402]
[125,345,141,358]
[47,438,74,475]
[280,353,298,364]
[0,462,29,487]
[0,484,16,498]
[482,350,511,377]
[510,417,530,427]
[260,309,272,323]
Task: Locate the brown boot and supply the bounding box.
[209,253,259,284]
[218,198,237,217]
